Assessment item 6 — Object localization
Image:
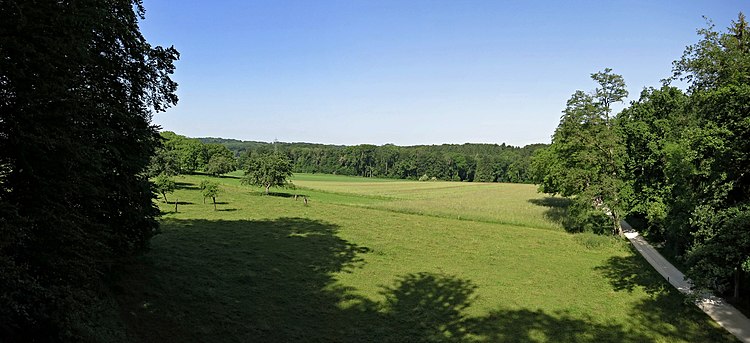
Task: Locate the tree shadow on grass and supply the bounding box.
[171,201,194,205]
[374,272,478,342]
[175,182,199,190]
[470,308,648,343]
[115,217,371,342]
[594,246,668,296]
[189,172,242,179]
[114,217,727,342]
[365,273,652,343]
[595,247,737,342]
[528,197,570,224]
[261,191,307,199]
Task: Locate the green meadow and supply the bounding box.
[114,173,737,342]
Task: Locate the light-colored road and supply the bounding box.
[622,221,750,343]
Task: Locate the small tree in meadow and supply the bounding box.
[154,173,176,203]
[202,181,221,210]
[241,153,293,194]
[199,179,210,204]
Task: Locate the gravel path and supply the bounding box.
[622,221,750,343]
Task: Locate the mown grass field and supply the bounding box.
[290,174,565,230]
[114,173,737,342]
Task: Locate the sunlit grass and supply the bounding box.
[115,173,735,342]
[292,173,564,230]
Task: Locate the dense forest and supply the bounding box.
[1,1,178,341]
[198,137,546,183]
[533,14,750,305]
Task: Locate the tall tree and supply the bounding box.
[669,13,750,299]
[474,156,496,182]
[0,1,178,340]
[538,69,629,235]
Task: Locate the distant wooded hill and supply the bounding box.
[197,137,547,183]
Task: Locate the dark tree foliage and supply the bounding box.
[0,1,178,341]
[147,147,181,177]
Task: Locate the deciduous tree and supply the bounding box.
[538,69,630,235]
[148,147,181,177]
[0,0,178,340]
[206,155,236,176]
[201,181,221,210]
[670,13,750,298]
[242,153,293,194]
[154,174,176,203]
[617,86,687,241]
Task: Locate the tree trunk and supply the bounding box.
[174,198,178,213]
[613,211,623,236]
[265,184,270,194]
[213,197,217,211]
[162,192,168,203]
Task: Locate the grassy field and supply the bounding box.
[113,173,737,342]
[291,174,566,230]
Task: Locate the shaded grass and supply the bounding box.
[113,174,737,342]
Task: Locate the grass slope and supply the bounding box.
[113,173,737,342]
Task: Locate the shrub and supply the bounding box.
[563,197,611,234]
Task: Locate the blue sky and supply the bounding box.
[140,1,749,146]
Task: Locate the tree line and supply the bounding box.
[533,14,750,303]
[154,131,547,185]
[199,137,547,183]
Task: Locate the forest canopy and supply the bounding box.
[0,1,178,341]
[533,13,750,303]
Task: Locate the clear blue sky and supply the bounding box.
[140,0,749,146]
